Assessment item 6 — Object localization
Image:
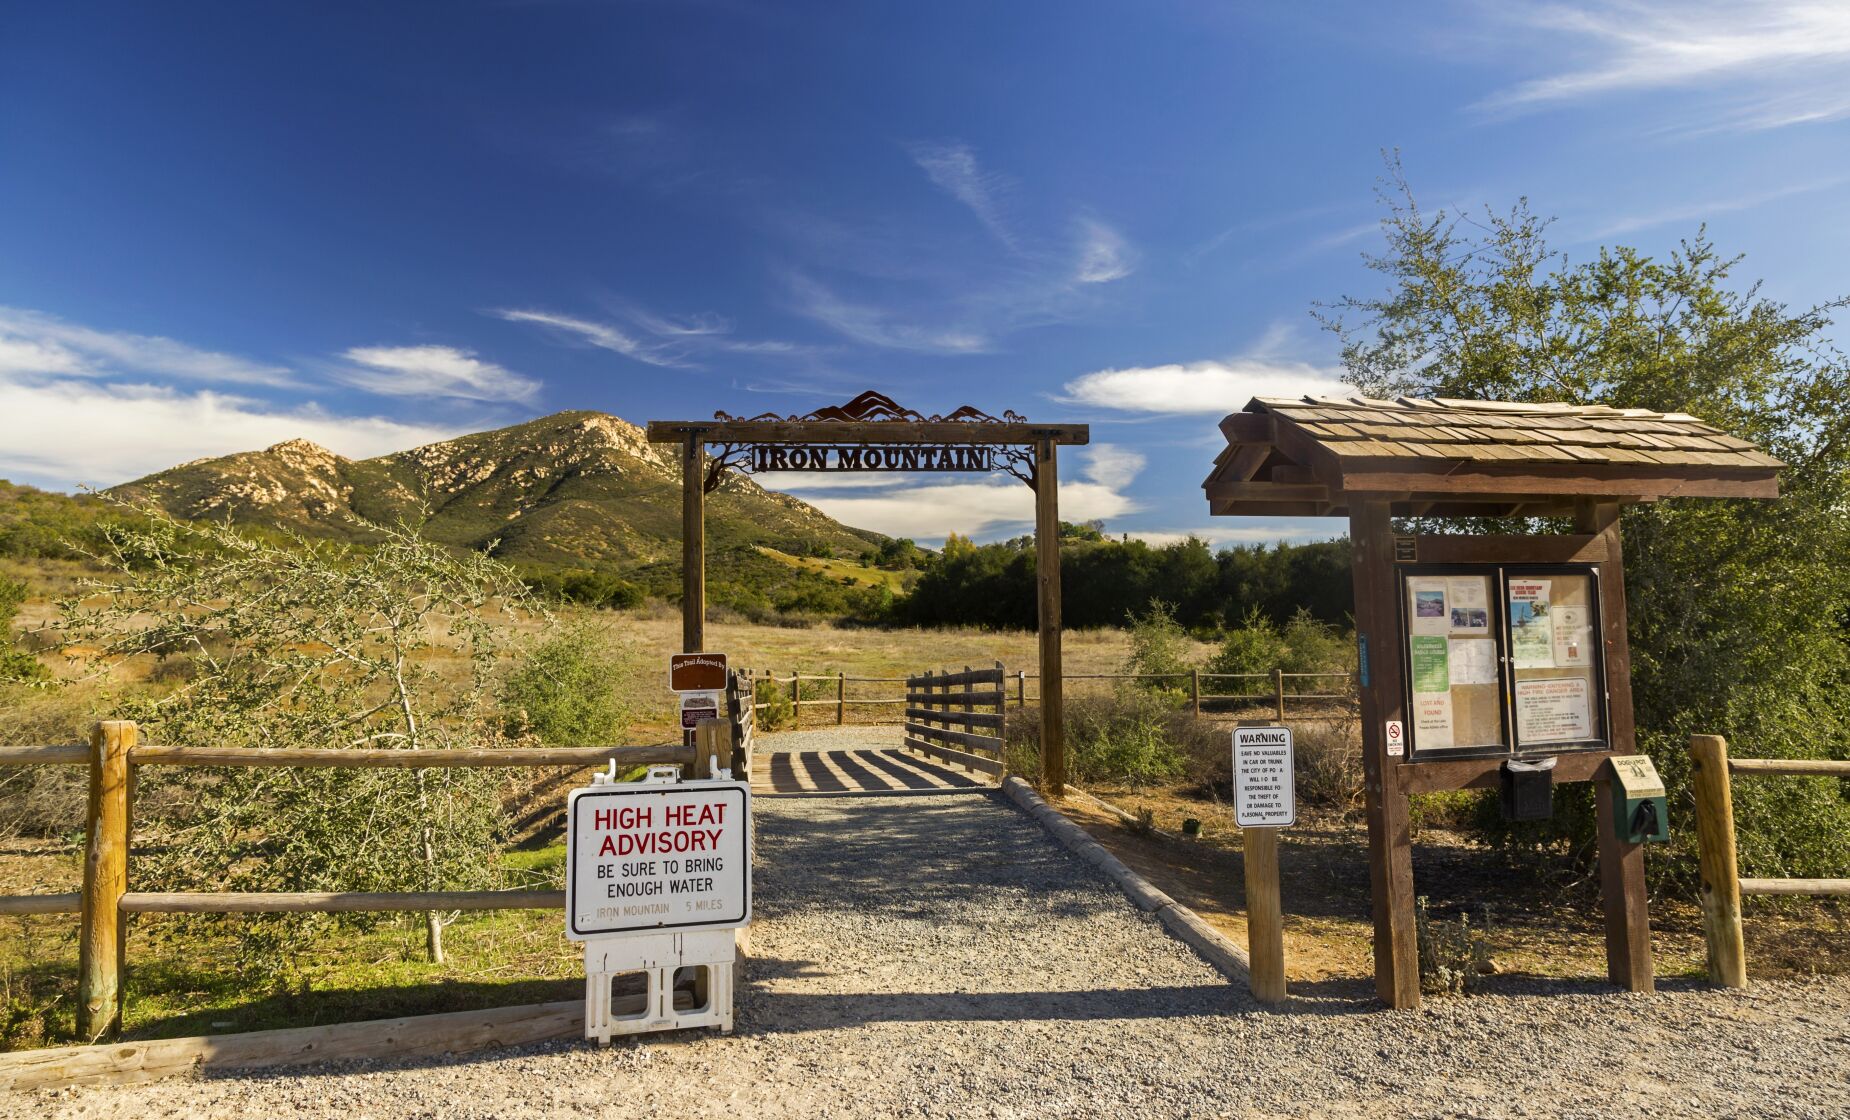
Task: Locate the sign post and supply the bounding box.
[565,765,751,1043]
[1233,725,1295,1003]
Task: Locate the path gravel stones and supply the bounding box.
[14,744,1850,1119]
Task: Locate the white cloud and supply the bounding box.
[1476,1,1850,131]
[0,306,296,387]
[909,141,1017,250]
[1061,358,1349,414]
[784,273,990,354]
[0,379,455,490]
[492,308,690,369]
[774,444,1147,543]
[336,345,540,404]
[1073,217,1135,283]
[1586,175,1850,237]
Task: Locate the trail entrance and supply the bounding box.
[648,392,1088,794]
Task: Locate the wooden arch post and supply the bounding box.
[1034,436,1066,798]
[681,433,706,654]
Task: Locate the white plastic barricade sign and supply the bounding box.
[566,778,751,939]
[1232,725,1296,828]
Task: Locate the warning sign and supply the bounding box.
[566,780,751,940]
[669,653,728,693]
[1233,726,1296,828]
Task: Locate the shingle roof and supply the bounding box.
[1204,395,1782,519]
[1255,395,1781,471]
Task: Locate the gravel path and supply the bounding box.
[753,725,904,753]
[16,786,1850,1119]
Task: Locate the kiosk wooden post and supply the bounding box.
[1243,826,1286,1003]
[1203,395,1781,1008]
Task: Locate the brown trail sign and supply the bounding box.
[1204,393,1781,1009]
[648,392,1088,795]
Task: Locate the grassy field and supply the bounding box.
[753,546,914,593]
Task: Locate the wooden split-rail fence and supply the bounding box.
[738,666,1356,729]
[1690,734,1850,988]
[902,664,1007,779]
[0,713,749,1046]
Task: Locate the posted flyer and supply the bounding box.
[1509,579,1554,668]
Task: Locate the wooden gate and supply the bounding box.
[902,664,1006,781]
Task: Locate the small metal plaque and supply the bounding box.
[1393,535,1417,562]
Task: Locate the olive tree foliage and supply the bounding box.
[60,505,539,971]
[1318,160,1850,880]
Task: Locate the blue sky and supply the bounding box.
[3,2,1848,547]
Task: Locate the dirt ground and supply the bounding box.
[1058,780,1850,988]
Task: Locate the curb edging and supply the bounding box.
[1000,777,1251,981]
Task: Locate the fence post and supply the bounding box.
[80,720,134,1042]
[1017,671,1026,709]
[1272,668,1285,722]
[1691,734,1747,988]
[790,671,800,730]
[1244,825,1287,1003]
[837,672,846,725]
[1191,669,1201,717]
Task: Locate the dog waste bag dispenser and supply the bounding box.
[1608,754,1669,844]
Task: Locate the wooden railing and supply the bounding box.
[0,722,721,1042]
[743,667,1357,728]
[1690,733,1850,988]
[902,664,1006,780]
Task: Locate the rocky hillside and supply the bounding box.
[108,410,883,570]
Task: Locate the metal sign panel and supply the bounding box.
[679,690,721,730]
[748,445,997,472]
[1233,726,1297,828]
[669,653,728,693]
[566,780,751,940]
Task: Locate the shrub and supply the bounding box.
[1205,607,1287,678]
[0,577,45,684]
[754,677,793,731]
[1006,689,1200,787]
[499,622,636,746]
[1293,719,1363,812]
[1121,602,1193,700]
[1416,896,1492,996]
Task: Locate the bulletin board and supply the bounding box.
[1398,564,1609,760]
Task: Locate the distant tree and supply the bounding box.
[1319,158,1850,878]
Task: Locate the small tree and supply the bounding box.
[500,621,635,746]
[1121,602,1192,701]
[60,505,535,971]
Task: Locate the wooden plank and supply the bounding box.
[1580,500,1653,995]
[1738,878,1850,896]
[905,707,1004,730]
[1202,481,1332,503]
[1243,826,1286,1004]
[1218,411,1275,444]
[1690,734,1746,988]
[129,744,695,769]
[119,890,564,914]
[902,737,1004,777]
[1348,501,1419,1009]
[1397,750,1614,794]
[0,744,90,766]
[1729,758,1850,776]
[1337,462,1778,500]
[646,420,1090,445]
[0,999,582,1091]
[904,690,1004,707]
[0,892,81,915]
[902,722,1003,755]
[80,721,132,1041]
[905,667,1004,689]
[682,434,705,654]
[1405,534,1609,565]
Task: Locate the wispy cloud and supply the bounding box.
[783,273,991,354]
[1073,217,1136,283]
[335,345,541,404]
[493,308,691,369]
[1475,1,1850,131]
[0,306,296,387]
[908,141,1018,250]
[1585,175,1850,237]
[1126,523,1344,548]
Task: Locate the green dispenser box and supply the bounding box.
[1608,755,1670,844]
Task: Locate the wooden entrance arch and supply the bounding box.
[647,392,1090,794]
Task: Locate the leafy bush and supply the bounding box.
[520,567,644,611]
[499,622,635,746]
[753,677,793,731]
[0,578,45,684]
[1006,689,1202,787]
[1415,896,1492,996]
[1121,602,1192,700]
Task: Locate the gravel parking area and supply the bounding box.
[16,785,1850,1119]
